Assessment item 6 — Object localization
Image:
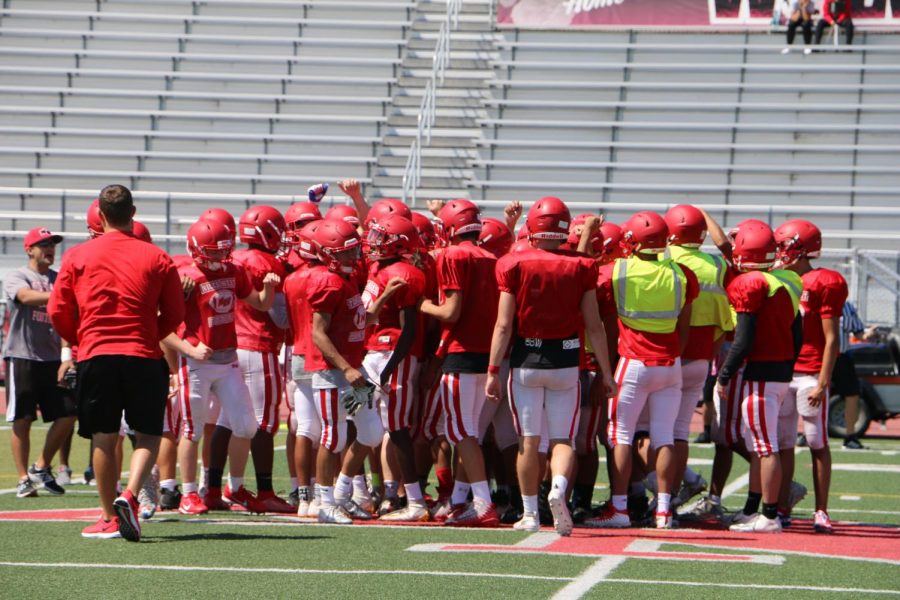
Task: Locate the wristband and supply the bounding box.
[487,364,501,375]
[60,347,72,362]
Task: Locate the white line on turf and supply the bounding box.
[832,464,900,473]
[550,556,627,600]
[719,472,749,500]
[606,578,900,595]
[0,561,572,581]
[514,531,559,547]
[840,495,862,501]
[623,539,784,564]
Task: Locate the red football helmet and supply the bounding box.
[364,198,412,228]
[564,213,603,256]
[366,214,420,260]
[295,219,322,261]
[200,208,236,241]
[325,205,360,227]
[510,239,531,254]
[314,219,361,274]
[774,219,822,267]
[132,221,152,243]
[284,201,322,231]
[730,219,777,272]
[620,211,669,255]
[187,218,234,265]
[438,199,482,238]
[239,205,285,252]
[410,212,439,250]
[478,217,513,258]
[664,204,707,247]
[87,199,104,238]
[516,222,530,240]
[598,222,624,264]
[526,196,571,240]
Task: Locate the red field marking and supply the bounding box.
[0,508,99,521]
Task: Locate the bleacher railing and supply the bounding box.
[401,0,462,205]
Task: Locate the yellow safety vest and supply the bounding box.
[664,245,734,336]
[762,269,802,316]
[612,256,688,334]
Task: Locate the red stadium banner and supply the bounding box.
[497,0,898,27]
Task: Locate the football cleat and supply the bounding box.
[159,486,182,510]
[178,491,209,515]
[341,499,374,521]
[445,498,499,528]
[548,487,573,536]
[378,497,402,516]
[203,487,230,511]
[56,465,73,486]
[223,485,258,512]
[351,494,376,515]
[584,506,631,529]
[678,496,724,522]
[513,512,541,533]
[27,464,65,496]
[318,505,353,524]
[15,479,38,498]
[288,488,300,507]
[778,510,792,528]
[253,491,296,514]
[296,500,311,518]
[728,511,756,526]
[430,500,454,523]
[380,500,430,522]
[81,516,121,539]
[788,481,807,511]
[655,511,674,529]
[729,513,782,533]
[813,510,833,534]
[308,497,321,518]
[672,474,707,509]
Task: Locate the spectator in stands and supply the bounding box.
[782,0,817,54]
[815,0,854,46]
[4,227,76,499]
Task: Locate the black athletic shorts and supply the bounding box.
[4,358,76,423]
[76,355,168,438]
[831,352,860,397]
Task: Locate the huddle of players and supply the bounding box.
[129,192,842,535]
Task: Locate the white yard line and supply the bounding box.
[832,464,900,473]
[0,561,572,582]
[550,556,627,600]
[606,578,900,595]
[514,531,560,548]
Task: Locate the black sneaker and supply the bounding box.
[843,437,865,450]
[159,486,183,510]
[500,505,522,525]
[16,479,38,498]
[572,505,592,524]
[627,493,649,524]
[27,464,65,495]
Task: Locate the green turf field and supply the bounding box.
[0,426,898,599]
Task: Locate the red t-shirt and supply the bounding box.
[303,268,367,371]
[48,231,184,361]
[727,270,797,363]
[362,260,426,355]
[418,252,441,357]
[436,241,499,355]
[284,262,325,357]
[794,268,847,374]
[232,248,286,354]
[496,247,597,339]
[179,262,253,351]
[597,262,699,366]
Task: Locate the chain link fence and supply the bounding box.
[819,249,900,328]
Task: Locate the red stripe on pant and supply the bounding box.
[261,352,274,432]
[568,379,581,441]
[423,378,442,439]
[821,385,830,447]
[745,381,758,454]
[756,381,772,455]
[507,369,521,436]
[179,356,193,440]
[320,389,339,451]
[607,358,629,447]
[397,357,410,430]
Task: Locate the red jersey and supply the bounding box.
[48,230,184,361]
[436,241,498,355]
[581,262,618,371]
[727,271,797,363]
[284,262,324,357]
[179,262,253,351]
[232,248,286,353]
[417,252,441,357]
[496,247,597,339]
[794,268,847,374]
[362,260,426,354]
[303,268,367,371]
[597,264,699,366]
[170,254,193,269]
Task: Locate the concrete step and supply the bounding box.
[377,165,474,178]
[382,135,477,148]
[377,154,471,169]
[403,57,491,70]
[387,114,478,128]
[407,49,498,61]
[373,174,464,189]
[371,185,471,201]
[398,76,489,89]
[391,105,485,118]
[416,0,493,15]
[380,145,479,159]
[392,94,485,109]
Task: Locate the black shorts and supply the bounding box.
[5,358,76,423]
[831,352,860,397]
[76,355,168,438]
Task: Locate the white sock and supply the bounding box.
[352,475,368,497]
[319,484,335,507]
[183,482,198,494]
[385,480,400,499]
[228,476,243,491]
[523,494,539,515]
[404,482,424,503]
[199,468,209,487]
[335,473,353,502]
[471,480,491,503]
[658,492,672,514]
[160,479,177,492]
[551,475,568,495]
[612,494,627,512]
[451,481,471,505]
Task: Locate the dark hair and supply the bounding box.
[98,184,134,227]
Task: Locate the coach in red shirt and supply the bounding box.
[49,184,184,542]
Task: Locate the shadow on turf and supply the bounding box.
[144,532,333,543]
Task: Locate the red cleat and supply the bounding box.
[223,485,257,512]
[252,490,296,514]
[204,486,230,511]
[179,491,209,515]
[446,498,499,528]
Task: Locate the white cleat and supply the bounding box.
[296,499,311,518]
[677,496,724,522]
[513,512,541,533]
[351,494,376,516]
[318,505,353,524]
[729,511,757,526]
[547,488,573,536]
[729,513,782,533]
[341,499,373,521]
[781,47,791,54]
[584,507,631,529]
[656,512,674,529]
[380,500,430,522]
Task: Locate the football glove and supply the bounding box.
[341,383,376,417]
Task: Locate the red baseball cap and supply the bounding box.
[23,227,63,250]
